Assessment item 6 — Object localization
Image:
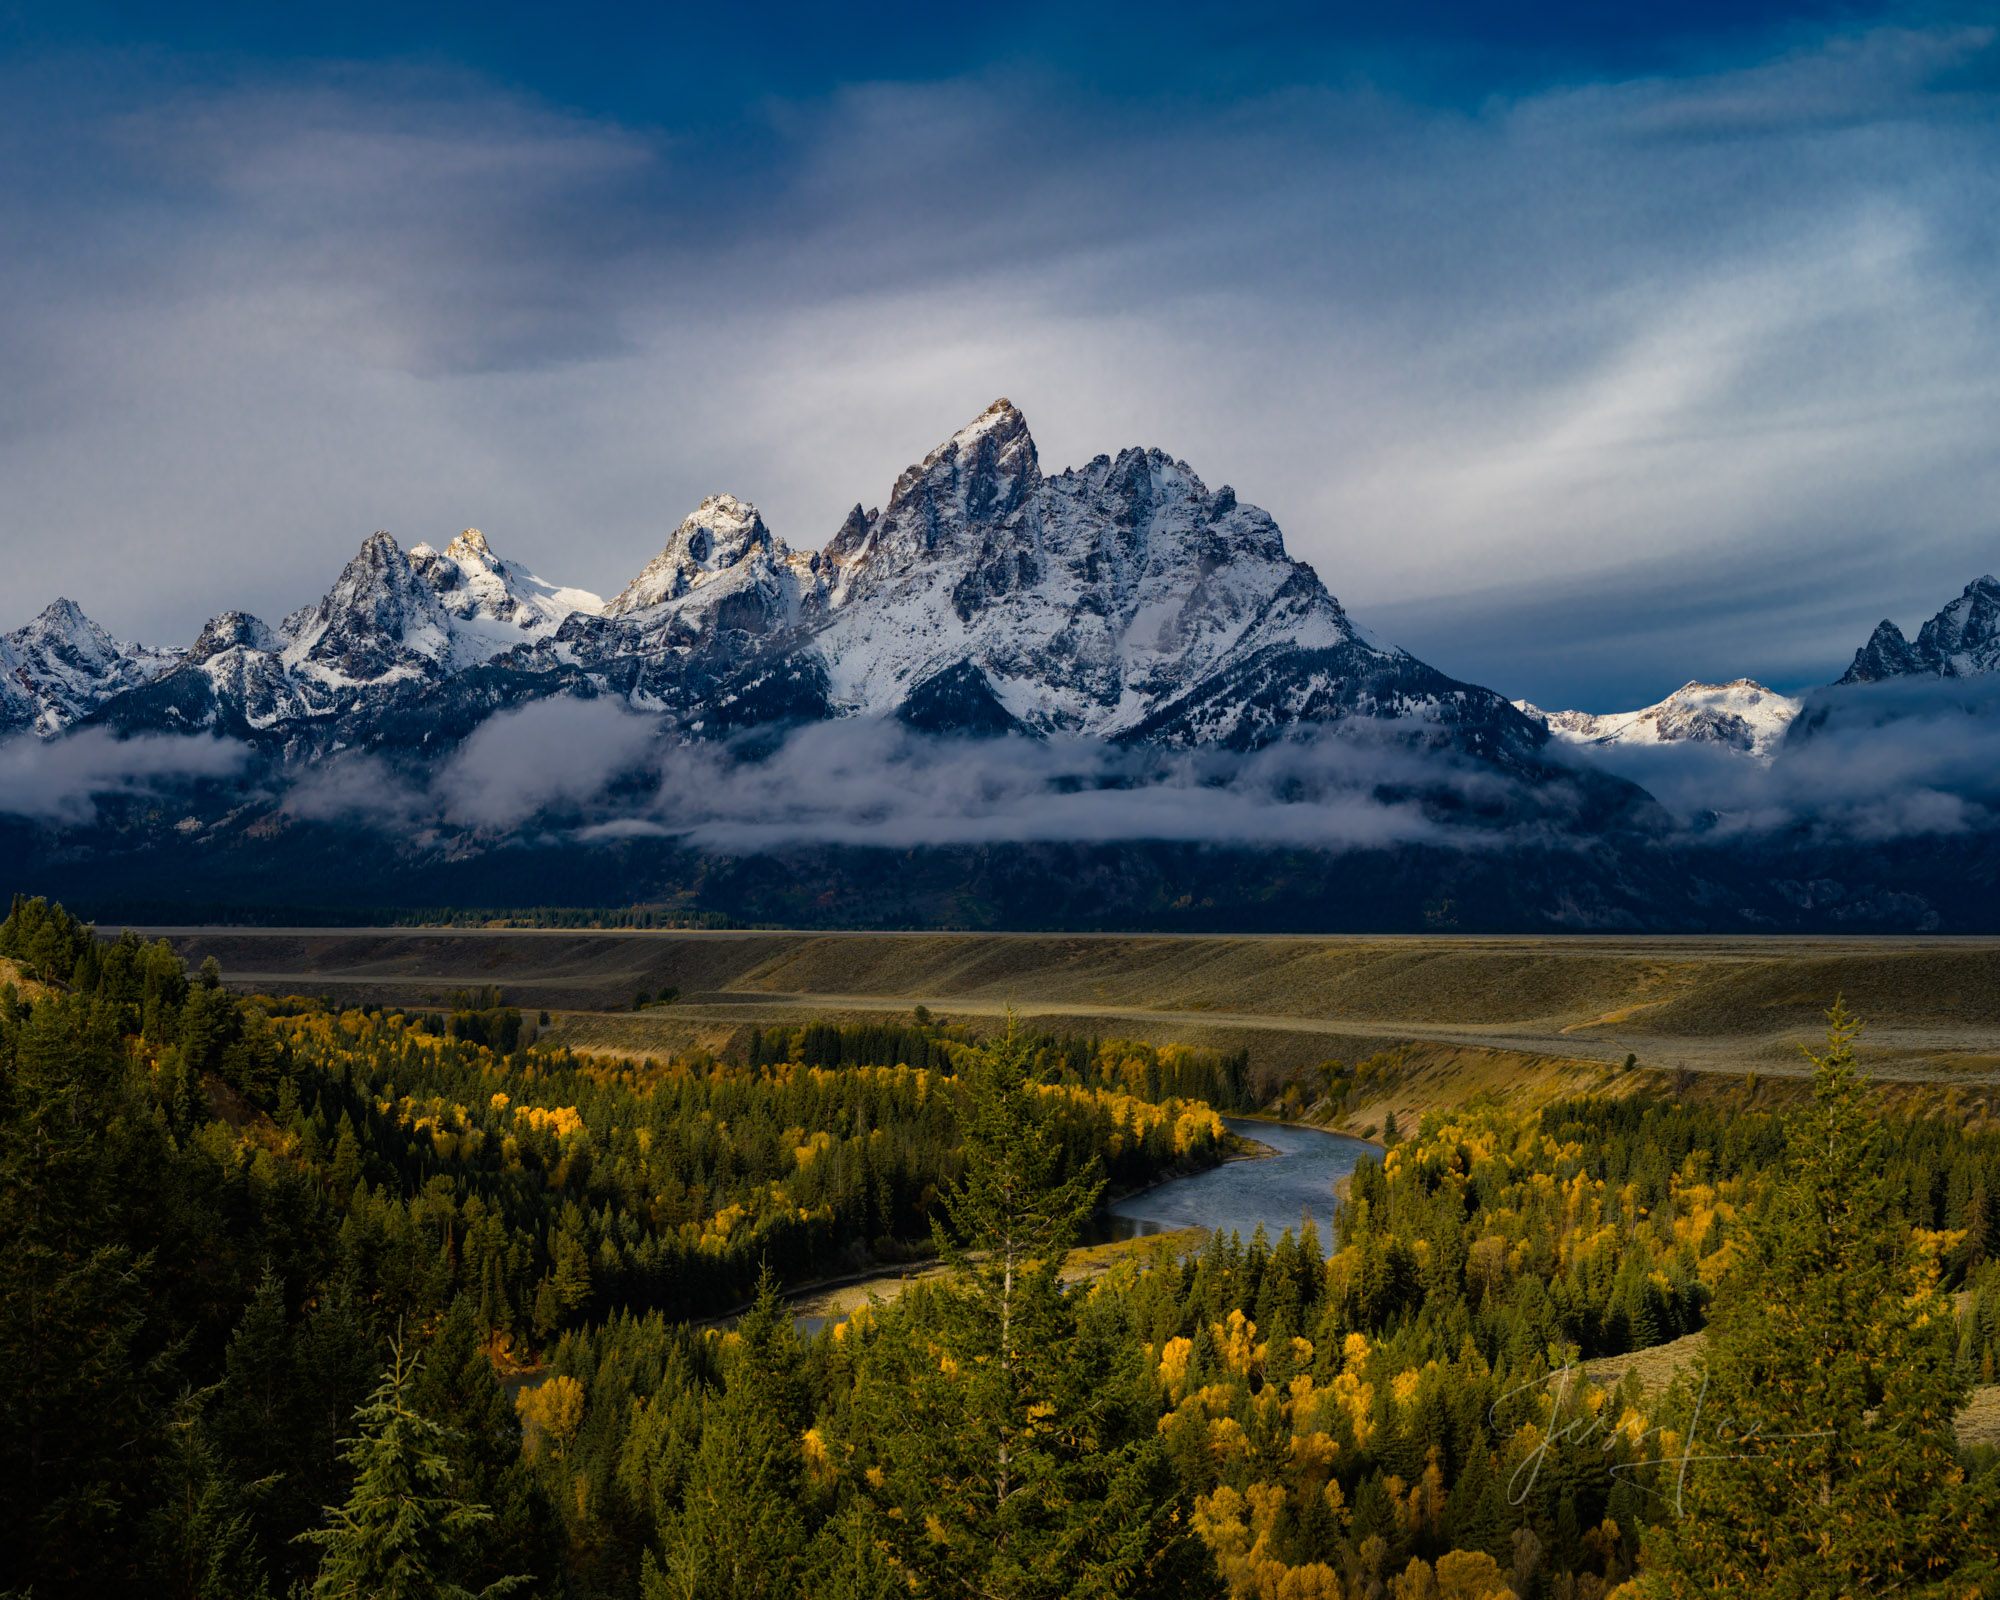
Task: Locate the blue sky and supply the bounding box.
[2,0,1997,709]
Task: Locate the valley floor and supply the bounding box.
[149,926,2000,1135]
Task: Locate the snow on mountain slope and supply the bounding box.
[89,527,608,748]
[279,532,456,686]
[1839,575,2000,684]
[807,401,1311,732]
[189,611,278,664]
[1515,680,1801,762]
[799,399,1533,755]
[45,398,1547,769]
[605,497,813,620]
[240,524,602,694]
[411,528,602,663]
[0,598,183,736]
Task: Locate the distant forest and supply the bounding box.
[2,893,1996,1598]
[18,810,2000,933]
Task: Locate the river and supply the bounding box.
[1094,1116,1373,1258]
[657,1117,1379,1347]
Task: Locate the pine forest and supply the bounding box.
[2,893,1997,1599]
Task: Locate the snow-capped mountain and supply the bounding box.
[411,528,603,661]
[270,527,598,685]
[78,526,606,749]
[604,496,808,622]
[25,399,1545,771]
[543,399,1538,759]
[0,598,183,736]
[1514,680,1801,762]
[278,532,458,687]
[805,400,1421,746]
[1839,575,2000,683]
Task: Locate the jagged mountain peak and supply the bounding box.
[1839,573,2000,685]
[15,399,1547,772]
[1916,573,2000,673]
[14,597,168,669]
[190,610,278,665]
[606,494,788,618]
[2,596,183,735]
[908,397,1034,489]
[30,596,95,633]
[803,402,1503,755]
[824,503,874,566]
[282,531,453,685]
[1839,619,1917,685]
[866,399,1042,567]
[410,527,601,659]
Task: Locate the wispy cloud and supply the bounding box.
[266,697,1537,851]
[1548,675,2000,840]
[0,21,1994,713]
[6,681,1997,860]
[436,696,661,828]
[0,729,250,823]
[612,719,1485,852]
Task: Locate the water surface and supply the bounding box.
[1097,1117,1372,1257]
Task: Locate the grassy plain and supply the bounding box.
[143,926,2000,1137]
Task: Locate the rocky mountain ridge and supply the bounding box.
[7,402,1994,793]
[1839,575,2000,684]
[0,599,183,738]
[1514,679,1802,762]
[6,400,1545,769]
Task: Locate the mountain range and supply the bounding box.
[4,400,1998,931]
[9,406,1992,777]
[5,400,1547,771]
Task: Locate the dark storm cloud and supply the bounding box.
[0,11,1995,712]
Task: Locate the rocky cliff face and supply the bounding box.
[0,598,182,736]
[1839,576,2000,684]
[558,398,1542,761]
[806,401,1416,746]
[27,399,1545,771]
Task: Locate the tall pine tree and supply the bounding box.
[299,1338,527,1600]
[845,1017,1222,1599]
[1638,1005,2000,1597]
[410,1297,562,1596]
[644,1268,812,1600]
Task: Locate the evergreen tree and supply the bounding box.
[806,1503,903,1600]
[299,1338,526,1600]
[1637,1005,2000,1597]
[646,1269,810,1599]
[0,993,169,1595]
[210,1267,318,1586]
[145,1388,275,1600]
[410,1297,561,1596]
[848,1018,1222,1599]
